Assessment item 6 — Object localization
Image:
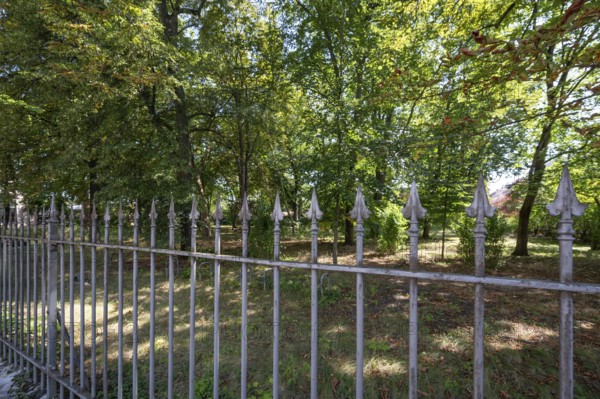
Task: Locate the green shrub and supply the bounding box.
[453,213,511,270]
[375,203,407,254]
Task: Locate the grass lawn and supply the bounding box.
[24,229,600,398]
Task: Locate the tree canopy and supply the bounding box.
[1,0,598,253]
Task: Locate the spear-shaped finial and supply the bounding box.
[547,164,587,219]
[133,199,140,223]
[402,181,427,221]
[91,201,97,221]
[149,198,157,221]
[350,186,370,222]
[189,196,199,222]
[59,204,65,223]
[118,200,124,223]
[69,203,75,222]
[80,203,86,222]
[238,192,252,222]
[104,203,111,223]
[466,175,495,221]
[213,194,224,221]
[271,192,284,223]
[50,193,57,220]
[168,196,176,223]
[304,187,323,221]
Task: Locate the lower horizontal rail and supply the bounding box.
[0,338,91,399]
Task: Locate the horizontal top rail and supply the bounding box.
[1,235,595,295]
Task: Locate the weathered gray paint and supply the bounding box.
[271,192,284,399]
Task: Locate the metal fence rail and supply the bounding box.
[0,164,598,399]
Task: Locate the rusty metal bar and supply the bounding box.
[350,187,369,399]
[132,201,140,399]
[69,207,75,399]
[213,197,223,399]
[90,204,97,399]
[466,176,495,399]
[58,206,65,398]
[402,181,426,399]
[167,198,175,399]
[271,193,283,399]
[189,198,198,399]
[79,207,86,392]
[547,165,587,399]
[102,205,110,399]
[239,193,251,399]
[47,195,59,397]
[306,188,322,399]
[149,200,157,399]
[117,202,124,399]
[40,209,46,391]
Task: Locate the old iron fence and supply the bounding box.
[0,165,599,399]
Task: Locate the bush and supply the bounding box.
[453,213,511,270]
[375,203,407,255]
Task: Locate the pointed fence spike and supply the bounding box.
[118,200,124,221]
[238,193,252,222]
[69,204,75,222]
[50,193,57,219]
[189,196,199,222]
[271,192,284,222]
[547,163,587,218]
[91,202,97,220]
[213,195,224,221]
[104,203,111,223]
[149,198,157,221]
[402,181,427,220]
[80,204,86,221]
[133,200,140,221]
[304,187,323,220]
[168,196,176,222]
[350,186,370,222]
[466,175,495,220]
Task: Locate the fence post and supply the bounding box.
[239,193,252,399]
[466,176,494,399]
[188,197,198,399]
[402,181,426,399]
[47,195,58,398]
[271,192,284,399]
[350,186,370,399]
[213,195,223,399]
[547,164,587,399]
[305,187,322,399]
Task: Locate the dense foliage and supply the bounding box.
[0,0,598,252]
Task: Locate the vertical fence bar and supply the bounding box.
[188,197,199,399]
[117,202,124,399]
[213,197,223,399]
[466,176,494,399]
[9,211,14,367]
[40,208,46,390]
[13,210,18,368]
[239,193,251,399]
[350,187,370,399]
[102,205,110,399]
[305,188,322,399]
[271,193,284,399]
[1,208,6,360]
[33,209,38,384]
[69,207,75,399]
[167,198,175,399]
[26,210,31,377]
[79,206,86,391]
[19,210,24,369]
[402,182,426,399]
[47,195,59,397]
[547,164,587,399]
[149,200,157,399]
[132,201,140,399]
[59,207,65,398]
[90,204,97,399]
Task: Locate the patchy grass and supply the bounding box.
[9,230,600,398]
